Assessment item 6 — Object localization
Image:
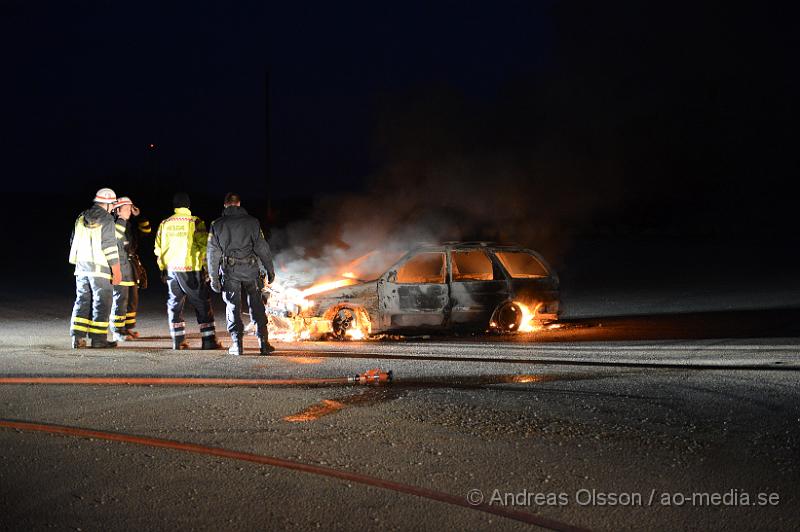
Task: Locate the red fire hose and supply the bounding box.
[0,418,587,532]
[0,369,587,530]
[0,370,393,387]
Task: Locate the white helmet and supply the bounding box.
[113,196,133,209]
[94,188,117,204]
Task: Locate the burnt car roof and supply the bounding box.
[409,241,539,252]
[442,241,519,246]
[302,241,557,296]
[403,241,558,283]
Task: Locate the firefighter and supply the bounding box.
[124,202,152,337]
[109,197,139,342]
[154,192,221,350]
[207,192,275,356]
[69,188,123,348]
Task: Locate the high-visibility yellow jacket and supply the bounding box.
[69,205,120,279]
[153,208,208,272]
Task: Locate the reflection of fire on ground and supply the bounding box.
[283,399,345,422]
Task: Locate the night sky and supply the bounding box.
[2,3,550,196]
[2,1,797,257]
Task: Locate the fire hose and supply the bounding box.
[0,369,393,387]
[0,367,587,529]
[0,417,587,531]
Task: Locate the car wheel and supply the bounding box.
[331,308,356,340]
[494,302,522,332]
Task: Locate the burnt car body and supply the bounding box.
[303,242,559,337]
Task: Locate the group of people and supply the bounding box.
[68,188,276,356]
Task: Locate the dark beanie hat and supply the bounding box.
[173,192,191,209]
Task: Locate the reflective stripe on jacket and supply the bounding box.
[153,208,208,272]
[69,204,119,279]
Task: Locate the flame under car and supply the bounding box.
[296,242,560,339]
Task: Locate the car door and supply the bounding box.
[492,250,560,316]
[449,249,510,327]
[377,251,449,330]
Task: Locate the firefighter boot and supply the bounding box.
[201,335,222,350]
[172,336,189,350]
[258,337,275,356]
[90,338,117,348]
[71,336,87,349]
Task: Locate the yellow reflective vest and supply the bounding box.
[153,208,208,272]
[68,205,120,279]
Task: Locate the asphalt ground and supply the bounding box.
[1,287,799,531]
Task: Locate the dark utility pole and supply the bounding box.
[265,68,272,216]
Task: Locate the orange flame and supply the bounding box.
[345,328,365,340]
[268,269,372,342]
[515,302,543,332]
[300,278,357,298]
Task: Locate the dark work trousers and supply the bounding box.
[70,275,113,342]
[111,285,130,333]
[166,271,216,343]
[126,285,139,331]
[222,278,268,346]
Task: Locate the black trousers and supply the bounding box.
[166,271,216,341]
[222,278,268,345]
[70,275,112,341]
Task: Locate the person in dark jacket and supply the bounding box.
[207,192,275,356]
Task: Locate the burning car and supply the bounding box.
[270,242,559,340]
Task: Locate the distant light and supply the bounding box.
[148,143,155,149]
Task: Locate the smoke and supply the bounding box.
[274,1,796,286]
[272,84,624,287]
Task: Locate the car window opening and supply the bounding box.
[451,250,494,281]
[396,252,446,284]
[494,251,548,278]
